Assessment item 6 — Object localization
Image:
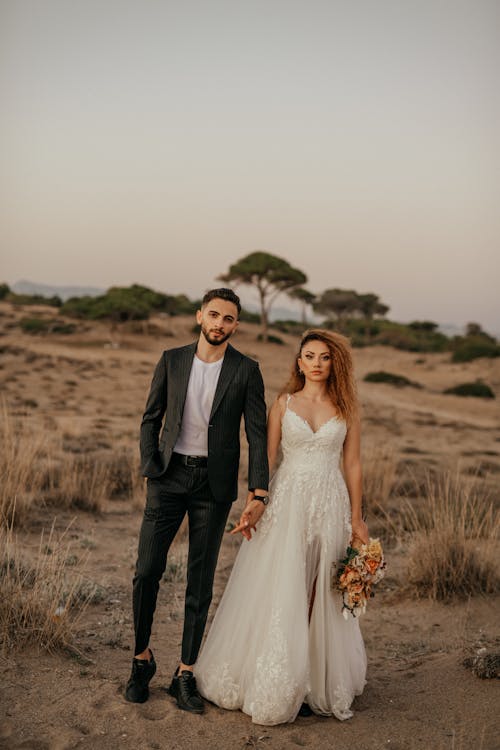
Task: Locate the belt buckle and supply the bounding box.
[186,455,197,467]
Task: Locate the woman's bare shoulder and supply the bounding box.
[271,392,289,417]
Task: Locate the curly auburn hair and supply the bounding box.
[281,328,358,423]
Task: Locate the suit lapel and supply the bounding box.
[210,344,241,419]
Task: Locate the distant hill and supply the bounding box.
[12,280,105,302]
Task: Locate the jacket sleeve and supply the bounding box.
[140,353,167,473]
[243,361,269,491]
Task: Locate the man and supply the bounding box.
[125,288,269,714]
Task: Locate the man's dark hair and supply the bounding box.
[202,288,241,317]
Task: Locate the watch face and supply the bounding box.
[255,495,269,505]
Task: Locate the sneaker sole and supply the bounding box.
[166,685,204,714]
[125,689,149,704]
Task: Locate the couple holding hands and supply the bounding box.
[125,287,368,726]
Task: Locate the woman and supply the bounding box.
[196,329,368,725]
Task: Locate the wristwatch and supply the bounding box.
[253,494,270,506]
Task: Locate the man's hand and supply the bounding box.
[230,493,266,540]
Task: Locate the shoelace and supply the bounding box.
[180,673,198,696]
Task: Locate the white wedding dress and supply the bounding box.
[196,395,367,725]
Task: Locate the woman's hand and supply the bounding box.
[351,517,369,547]
[230,492,266,540]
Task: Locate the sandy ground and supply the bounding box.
[0,304,499,750]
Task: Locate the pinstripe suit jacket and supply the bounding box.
[140,341,269,503]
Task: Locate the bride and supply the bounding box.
[195,328,368,725]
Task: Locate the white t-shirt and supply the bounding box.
[173,354,224,456]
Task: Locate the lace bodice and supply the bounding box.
[281,404,347,465]
[258,400,351,544]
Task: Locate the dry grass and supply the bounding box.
[403,470,499,600]
[163,541,188,583]
[0,521,90,652]
[1,403,144,526]
[0,403,48,527]
[104,449,144,501]
[362,441,398,514]
[41,453,110,512]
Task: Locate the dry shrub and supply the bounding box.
[362,442,398,514]
[404,471,499,601]
[41,454,110,513]
[0,403,47,526]
[104,449,143,500]
[1,405,111,525]
[0,522,89,652]
[163,542,188,583]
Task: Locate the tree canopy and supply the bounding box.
[218,251,307,337]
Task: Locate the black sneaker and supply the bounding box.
[125,651,157,703]
[167,668,204,714]
[298,702,313,717]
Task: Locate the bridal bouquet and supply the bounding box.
[331,538,386,619]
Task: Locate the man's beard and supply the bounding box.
[201,323,232,346]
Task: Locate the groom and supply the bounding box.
[125,288,269,713]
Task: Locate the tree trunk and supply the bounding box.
[301,302,308,326]
[259,287,268,339]
[365,316,372,344]
[261,307,269,339]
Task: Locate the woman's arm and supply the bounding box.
[343,414,369,545]
[231,395,285,540]
[267,395,285,474]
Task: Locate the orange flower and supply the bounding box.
[365,559,380,574]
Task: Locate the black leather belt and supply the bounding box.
[171,453,208,468]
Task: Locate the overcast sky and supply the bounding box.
[1,0,499,332]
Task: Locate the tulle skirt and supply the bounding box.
[196,458,367,725]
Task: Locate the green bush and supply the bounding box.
[239,309,261,324]
[19,318,76,335]
[61,285,198,322]
[340,318,449,352]
[451,337,500,363]
[0,283,10,300]
[8,293,62,307]
[364,371,422,388]
[51,321,77,334]
[443,381,495,399]
[271,319,306,334]
[19,317,50,334]
[257,333,285,345]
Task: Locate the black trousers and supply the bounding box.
[132,460,231,665]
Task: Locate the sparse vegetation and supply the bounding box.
[444,381,495,399]
[451,337,500,363]
[7,292,62,307]
[0,523,90,652]
[362,443,398,516]
[257,333,285,345]
[41,455,110,513]
[364,371,422,388]
[163,544,188,583]
[0,406,143,527]
[463,649,500,679]
[0,282,11,300]
[403,471,499,601]
[19,317,78,335]
[60,285,197,322]
[0,406,48,527]
[343,318,450,352]
[451,323,500,362]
